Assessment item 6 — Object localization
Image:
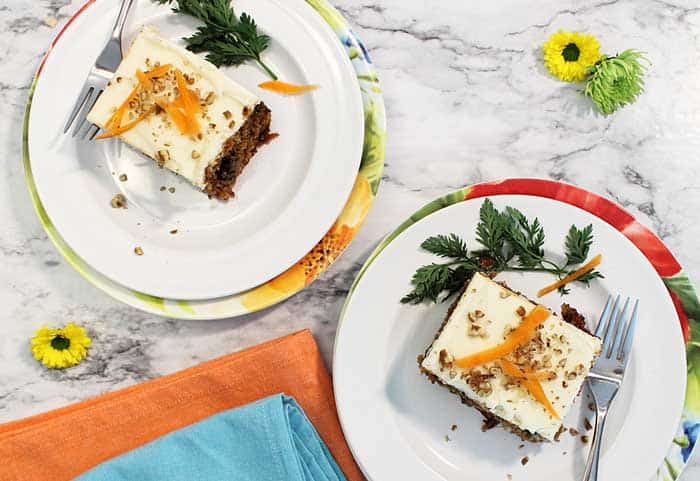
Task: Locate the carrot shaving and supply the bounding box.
[175,69,200,135]
[156,99,189,135]
[135,69,152,90]
[258,80,319,95]
[95,108,153,139]
[455,305,551,369]
[105,84,140,130]
[498,360,559,419]
[523,378,559,419]
[537,254,603,297]
[145,64,172,78]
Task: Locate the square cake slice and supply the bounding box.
[87,27,273,200]
[420,273,602,441]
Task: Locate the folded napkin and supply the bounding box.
[75,394,346,481]
[0,330,363,481]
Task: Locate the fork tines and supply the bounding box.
[594,295,639,363]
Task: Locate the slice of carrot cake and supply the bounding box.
[419,272,602,442]
[87,27,273,200]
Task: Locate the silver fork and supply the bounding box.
[583,295,639,481]
[63,0,136,140]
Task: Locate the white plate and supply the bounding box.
[334,195,686,481]
[27,0,363,300]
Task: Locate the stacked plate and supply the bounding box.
[23,0,386,319]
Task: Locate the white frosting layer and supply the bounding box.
[421,273,602,441]
[87,27,260,188]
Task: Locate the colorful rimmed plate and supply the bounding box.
[23,0,385,314]
[333,179,699,481]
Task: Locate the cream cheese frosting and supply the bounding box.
[421,273,602,441]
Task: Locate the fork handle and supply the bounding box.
[110,0,136,42]
[582,409,607,481]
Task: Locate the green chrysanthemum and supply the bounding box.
[583,49,649,115]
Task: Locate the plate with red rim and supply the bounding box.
[23,0,386,314]
[26,0,364,300]
[333,179,699,481]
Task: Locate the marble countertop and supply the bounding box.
[1,0,698,478]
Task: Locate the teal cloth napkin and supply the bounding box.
[74,394,347,481]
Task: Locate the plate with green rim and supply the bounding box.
[333,178,699,481]
[22,0,385,317]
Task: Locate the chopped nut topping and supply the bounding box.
[474,309,485,318]
[110,194,127,209]
[156,150,170,166]
[160,186,167,192]
[554,425,566,442]
[228,120,236,129]
[516,306,526,316]
[451,424,458,431]
[118,173,128,182]
[438,349,453,369]
[116,76,123,83]
[169,229,178,235]
[584,418,593,431]
[203,91,215,105]
[569,427,579,436]
[209,123,217,129]
[521,456,529,466]
[242,106,251,116]
[562,380,569,388]
[192,150,201,159]
[168,187,176,193]
[581,435,590,444]
[134,246,144,256]
[197,133,203,140]
[223,110,232,119]
[499,290,511,299]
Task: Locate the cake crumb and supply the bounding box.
[520,456,529,466]
[481,415,498,432]
[168,187,176,193]
[169,229,178,235]
[119,173,128,182]
[518,444,525,449]
[554,425,566,442]
[584,418,593,431]
[160,186,167,191]
[134,246,144,256]
[43,16,58,28]
[110,194,127,209]
[451,424,458,431]
[581,435,589,444]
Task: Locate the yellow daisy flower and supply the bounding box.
[31,323,91,369]
[543,30,601,82]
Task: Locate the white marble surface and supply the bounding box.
[1,0,698,478]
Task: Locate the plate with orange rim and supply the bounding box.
[333,179,699,481]
[22,0,385,314]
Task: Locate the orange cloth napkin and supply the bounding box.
[0,330,364,481]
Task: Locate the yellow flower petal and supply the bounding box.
[543,30,601,82]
